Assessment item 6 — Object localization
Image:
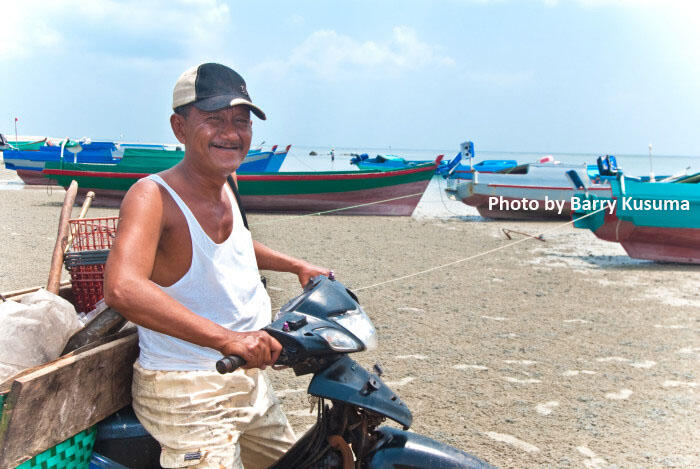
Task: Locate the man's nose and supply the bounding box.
[220,119,243,141]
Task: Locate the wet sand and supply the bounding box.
[1,167,698,467]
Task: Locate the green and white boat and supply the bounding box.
[43,155,444,215]
[573,173,700,263]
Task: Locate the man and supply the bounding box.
[104,62,329,468]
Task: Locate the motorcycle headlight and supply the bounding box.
[315,327,362,352]
[331,307,378,351]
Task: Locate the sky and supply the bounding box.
[2,0,700,156]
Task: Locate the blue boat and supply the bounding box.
[238,144,290,173]
[349,153,430,170]
[440,158,519,180]
[3,141,290,185]
[3,140,178,184]
[349,142,518,181]
[438,141,518,181]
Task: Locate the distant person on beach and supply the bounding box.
[104,62,329,468]
[330,147,335,161]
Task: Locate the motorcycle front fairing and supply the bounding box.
[265,275,413,427]
[265,317,413,427]
[367,426,495,469]
[308,354,412,428]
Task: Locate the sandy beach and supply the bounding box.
[1,167,698,468]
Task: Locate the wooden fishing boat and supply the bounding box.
[350,153,447,171]
[43,156,443,215]
[456,162,612,219]
[349,153,516,180]
[440,142,517,182]
[440,158,518,183]
[235,159,440,215]
[237,144,290,172]
[573,173,700,263]
[349,148,515,181]
[6,141,127,185]
[4,141,178,185]
[5,143,290,186]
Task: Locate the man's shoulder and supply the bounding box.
[120,176,171,217]
[122,173,188,229]
[124,176,162,201]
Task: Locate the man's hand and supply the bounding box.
[252,240,331,287]
[220,330,283,370]
[296,261,331,288]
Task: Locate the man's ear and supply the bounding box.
[170,113,187,144]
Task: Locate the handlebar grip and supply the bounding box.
[216,355,246,374]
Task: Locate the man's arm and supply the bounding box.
[103,179,280,368]
[253,240,330,287]
[230,172,331,286]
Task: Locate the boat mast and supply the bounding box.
[648,143,655,182]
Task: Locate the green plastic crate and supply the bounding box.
[1,392,96,469]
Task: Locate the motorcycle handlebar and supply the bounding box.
[216,355,246,374]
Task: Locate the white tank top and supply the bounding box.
[136,174,271,371]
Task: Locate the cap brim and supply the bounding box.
[193,95,266,120]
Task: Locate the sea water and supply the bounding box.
[281,145,700,178]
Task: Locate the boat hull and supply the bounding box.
[16,168,57,185]
[455,163,612,220]
[577,209,700,264]
[573,178,700,264]
[461,193,575,219]
[44,162,439,215]
[459,183,611,220]
[239,179,430,215]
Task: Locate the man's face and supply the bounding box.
[171,105,253,175]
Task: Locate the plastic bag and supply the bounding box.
[0,289,82,384]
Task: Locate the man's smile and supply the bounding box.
[211,143,241,151]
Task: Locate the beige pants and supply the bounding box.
[132,362,296,469]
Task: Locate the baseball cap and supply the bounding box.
[172,63,266,120]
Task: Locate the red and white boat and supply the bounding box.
[456,162,611,219]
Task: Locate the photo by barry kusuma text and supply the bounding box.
[488,195,691,215]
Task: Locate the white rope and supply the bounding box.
[351,204,608,293]
[435,175,471,218]
[269,203,608,310]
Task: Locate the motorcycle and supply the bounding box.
[92,275,493,468]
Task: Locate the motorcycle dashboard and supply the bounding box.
[277,275,360,320]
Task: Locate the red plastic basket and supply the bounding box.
[68,217,118,251]
[68,264,105,313]
[66,217,118,312]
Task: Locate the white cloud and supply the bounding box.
[255,26,454,80]
[1,2,63,59]
[0,0,231,61]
